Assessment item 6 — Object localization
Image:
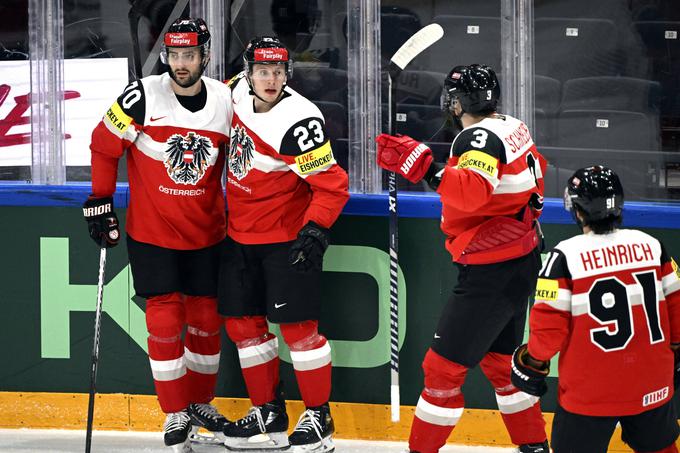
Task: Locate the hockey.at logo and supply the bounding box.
[229,125,255,180]
[400,143,429,175]
[163,132,214,185]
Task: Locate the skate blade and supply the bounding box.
[224,431,290,451]
[189,426,226,445]
[289,436,334,453]
[170,438,194,453]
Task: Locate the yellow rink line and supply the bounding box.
[0,391,667,451]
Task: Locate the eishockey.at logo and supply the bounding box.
[229,125,255,180]
[163,132,214,185]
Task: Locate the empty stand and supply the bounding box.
[290,67,348,106]
[561,76,661,113]
[535,18,622,81]
[556,110,659,151]
[426,15,501,73]
[633,21,680,116]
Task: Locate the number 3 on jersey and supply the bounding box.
[293,119,325,152]
[470,129,488,148]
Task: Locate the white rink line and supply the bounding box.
[0,429,515,452]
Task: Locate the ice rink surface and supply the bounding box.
[0,429,516,453]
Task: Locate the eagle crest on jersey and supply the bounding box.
[163,132,214,185]
[229,125,255,180]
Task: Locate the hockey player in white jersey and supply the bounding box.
[85,17,234,453]
[217,36,349,453]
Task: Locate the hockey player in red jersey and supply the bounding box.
[82,17,233,452]
[511,166,680,453]
[375,64,549,453]
[217,36,349,452]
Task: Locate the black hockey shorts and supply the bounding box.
[126,234,222,298]
[431,247,541,368]
[217,236,321,324]
[551,400,680,453]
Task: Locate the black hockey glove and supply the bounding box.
[83,196,120,248]
[511,344,549,397]
[288,221,330,273]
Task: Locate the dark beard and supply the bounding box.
[169,68,202,88]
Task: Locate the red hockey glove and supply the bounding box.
[511,344,549,397]
[375,133,433,183]
[83,196,120,248]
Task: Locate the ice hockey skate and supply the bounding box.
[187,402,229,445]
[163,410,194,452]
[288,403,334,452]
[223,398,289,451]
[518,441,550,452]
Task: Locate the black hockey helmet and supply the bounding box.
[160,17,211,65]
[441,64,500,115]
[564,165,624,231]
[243,35,293,78]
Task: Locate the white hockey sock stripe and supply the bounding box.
[237,337,279,369]
[414,396,463,426]
[184,348,220,375]
[289,341,331,371]
[495,391,539,414]
[149,356,187,381]
[662,272,680,295]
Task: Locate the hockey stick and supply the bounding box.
[85,247,107,453]
[386,23,444,423]
[128,1,143,80]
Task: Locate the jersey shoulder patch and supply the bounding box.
[539,248,571,280]
[106,80,145,131]
[227,72,246,90]
[451,127,504,161]
[280,116,328,156]
[451,127,503,179]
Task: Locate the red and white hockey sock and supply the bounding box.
[480,352,547,445]
[146,292,189,413]
[226,316,280,406]
[409,349,468,453]
[184,295,222,404]
[280,321,331,407]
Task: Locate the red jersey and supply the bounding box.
[226,73,349,245]
[89,74,232,250]
[528,229,680,416]
[436,114,547,262]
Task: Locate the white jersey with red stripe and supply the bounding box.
[226,72,349,245]
[528,229,680,416]
[437,113,546,261]
[89,73,232,250]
